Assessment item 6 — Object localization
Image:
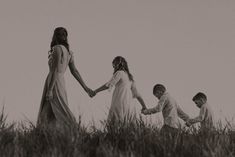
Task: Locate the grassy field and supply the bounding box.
[0,109,234,157]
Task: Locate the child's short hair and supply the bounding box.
[192,92,207,101]
[153,84,166,94]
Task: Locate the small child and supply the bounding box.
[186,92,215,131]
[94,56,147,122]
[142,84,190,135]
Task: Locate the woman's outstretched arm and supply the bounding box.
[68,54,95,97]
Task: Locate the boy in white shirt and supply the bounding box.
[142,84,190,136]
[186,92,215,131]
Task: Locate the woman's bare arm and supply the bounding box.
[68,56,90,93]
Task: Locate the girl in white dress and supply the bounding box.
[94,56,147,122]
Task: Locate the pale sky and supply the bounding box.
[0,0,235,126]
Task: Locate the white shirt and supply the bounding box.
[147,92,190,129]
[191,102,215,130]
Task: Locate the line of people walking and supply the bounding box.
[37,27,215,134]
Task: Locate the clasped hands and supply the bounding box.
[185,119,194,127]
[141,107,150,115]
[140,107,194,128]
[86,88,96,98]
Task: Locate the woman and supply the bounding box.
[37,27,94,128]
[94,56,147,122]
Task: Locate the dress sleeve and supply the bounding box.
[105,71,122,90]
[131,81,141,98]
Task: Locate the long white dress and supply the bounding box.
[37,45,76,128]
[106,70,140,122]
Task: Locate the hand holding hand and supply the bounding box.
[46,90,53,101]
[87,88,96,98]
[141,109,149,115]
[141,107,147,112]
[185,119,192,127]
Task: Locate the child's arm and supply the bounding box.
[177,105,190,122]
[189,106,206,125]
[95,71,122,95]
[94,84,109,94]
[131,82,147,110]
[142,96,167,115]
[136,96,147,111]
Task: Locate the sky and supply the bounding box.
[0,0,235,127]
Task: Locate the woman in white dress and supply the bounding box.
[94,56,147,122]
[37,27,94,129]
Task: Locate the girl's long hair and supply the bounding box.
[50,27,70,52]
[112,56,134,81]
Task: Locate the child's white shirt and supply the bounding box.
[192,102,215,130]
[147,92,190,129]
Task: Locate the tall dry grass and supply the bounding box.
[0,108,234,157]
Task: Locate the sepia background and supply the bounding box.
[0,0,235,127]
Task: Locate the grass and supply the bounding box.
[0,108,234,157]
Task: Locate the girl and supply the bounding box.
[94,56,147,122]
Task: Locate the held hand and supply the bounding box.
[185,119,192,127]
[90,90,96,98]
[185,121,191,127]
[46,90,53,101]
[141,107,147,112]
[87,88,96,98]
[141,109,149,115]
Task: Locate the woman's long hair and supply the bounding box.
[112,56,134,81]
[50,27,70,52]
